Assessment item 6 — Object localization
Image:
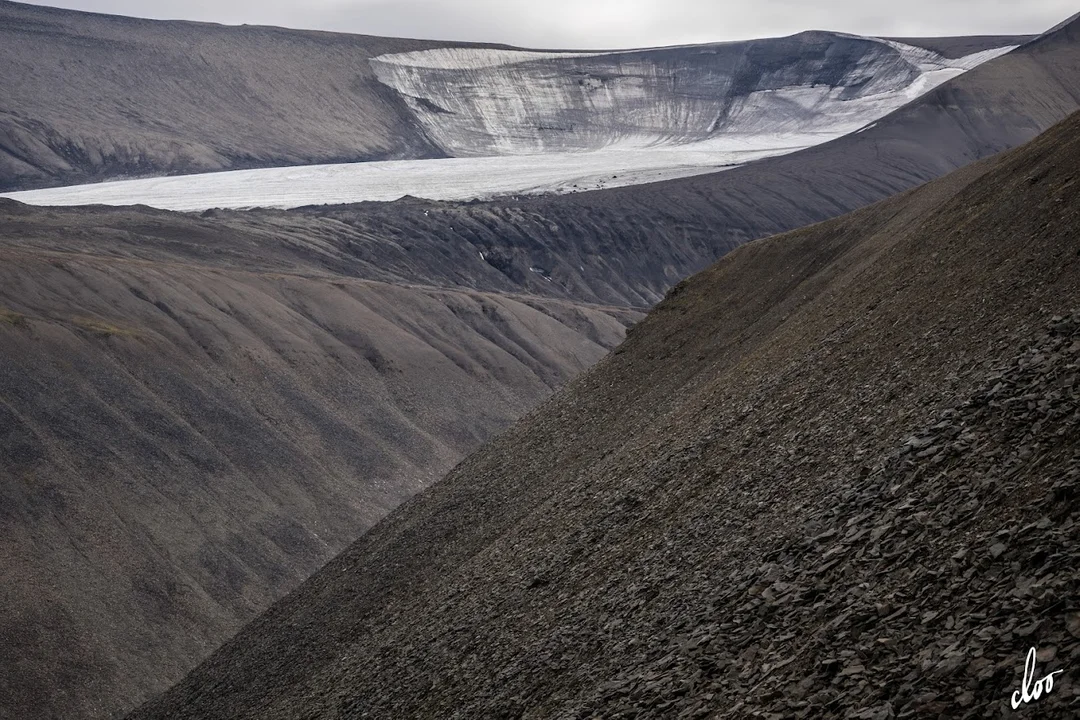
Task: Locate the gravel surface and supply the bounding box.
[130,105,1080,720]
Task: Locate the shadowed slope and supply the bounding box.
[0,200,637,720]
[132,111,1080,719]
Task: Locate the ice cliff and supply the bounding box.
[371,31,1015,156]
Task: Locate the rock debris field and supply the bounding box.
[574,314,1080,719]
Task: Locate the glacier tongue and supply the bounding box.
[0,143,790,211]
[371,33,1016,158]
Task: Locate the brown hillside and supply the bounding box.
[0,0,463,191]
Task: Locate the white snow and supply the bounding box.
[2,139,807,211]
[370,38,1018,157]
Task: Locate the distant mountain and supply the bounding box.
[0,0,1029,193]
[259,11,1076,307]
[368,32,1019,157]
[130,107,1080,720]
[0,0,460,191]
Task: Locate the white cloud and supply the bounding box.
[17,0,1078,47]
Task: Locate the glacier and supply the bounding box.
[2,33,1016,211]
[370,33,1016,156]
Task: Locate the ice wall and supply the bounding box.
[371,32,1015,157]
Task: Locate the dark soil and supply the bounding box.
[132,111,1080,720]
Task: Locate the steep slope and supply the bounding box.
[0,0,463,191]
[2,9,1076,720]
[1,8,1027,202]
[369,33,1015,157]
[131,112,1080,719]
[0,199,638,720]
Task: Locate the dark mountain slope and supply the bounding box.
[0,200,637,720]
[192,13,1080,309]
[133,112,1080,719]
[21,38,1076,702]
[0,0,466,191]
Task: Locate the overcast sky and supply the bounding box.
[18,1,1078,48]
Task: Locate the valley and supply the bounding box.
[0,2,1078,719]
[132,102,1080,720]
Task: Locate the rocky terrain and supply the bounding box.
[131,110,1080,719]
[571,319,1080,718]
[0,0,1030,194]
[1,5,1078,720]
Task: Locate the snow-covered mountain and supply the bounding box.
[2,32,1017,211]
[371,32,1016,156]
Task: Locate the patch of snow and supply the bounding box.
[371,37,1016,158]
[2,144,772,211]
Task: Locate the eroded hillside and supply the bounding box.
[131,110,1080,720]
[1,7,1078,720]
[0,199,638,720]
[0,0,456,191]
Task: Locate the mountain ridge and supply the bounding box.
[0,0,1036,193]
